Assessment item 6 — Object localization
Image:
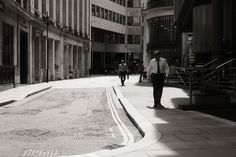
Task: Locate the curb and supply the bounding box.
[0,86,52,107]
[25,87,52,98]
[59,86,161,157]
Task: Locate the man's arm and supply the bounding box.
[147,60,153,79]
[165,61,170,77]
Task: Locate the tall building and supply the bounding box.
[91,0,143,74]
[143,0,180,70]
[0,0,91,85]
[175,0,236,65]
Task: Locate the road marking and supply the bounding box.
[21,149,60,157]
[106,88,134,145]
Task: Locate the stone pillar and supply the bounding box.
[66,0,69,27]
[38,0,42,17]
[53,0,56,20]
[29,25,33,83]
[71,0,74,30]
[77,0,80,33]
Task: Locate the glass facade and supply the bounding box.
[149,15,176,43]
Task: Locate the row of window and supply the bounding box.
[110,0,126,6]
[92,5,141,26]
[147,0,174,9]
[92,28,140,45]
[15,0,88,35]
[92,5,126,25]
[127,16,141,26]
[149,15,176,42]
[110,0,141,8]
[127,35,140,44]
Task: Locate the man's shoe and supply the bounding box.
[154,105,165,109]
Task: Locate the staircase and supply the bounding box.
[168,51,236,107]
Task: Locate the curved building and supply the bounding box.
[91,0,143,74]
[143,0,180,70]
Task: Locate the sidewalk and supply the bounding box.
[0,76,236,157]
[114,76,236,157]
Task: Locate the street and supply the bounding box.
[0,76,142,157]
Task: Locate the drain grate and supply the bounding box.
[103,144,125,150]
[20,149,60,157]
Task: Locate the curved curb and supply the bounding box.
[59,86,161,157]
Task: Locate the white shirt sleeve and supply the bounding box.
[147,60,153,78]
[165,61,170,76]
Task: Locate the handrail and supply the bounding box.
[204,58,236,78]
[175,69,187,86]
[201,58,218,68]
[216,58,236,69]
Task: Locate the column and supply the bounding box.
[82,0,85,35]
[77,0,80,33]
[30,0,35,14]
[60,0,63,24]
[53,0,56,20]
[29,25,33,83]
[38,0,42,17]
[86,0,90,37]
[46,0,49,13]
[66,0,69,27]
[71,0,74,30]
[50,39,55,80]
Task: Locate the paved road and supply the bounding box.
[0,77,142,157]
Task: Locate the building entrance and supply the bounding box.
[20,31,28,84]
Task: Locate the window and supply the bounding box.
[101,8,104,19]
[109,10,112,21]
[127,0,133,7]
[127,17,140,26]
[127,35,134,44]
[134,35,140,44]
[127,16,133,26]
[105,9,108,20]
[92,5,95,16]
[133,17,140,26]
[95,6,100,17]
[2,24,14,65]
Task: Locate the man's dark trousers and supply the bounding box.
[151,73,165,106]
[119,72,126,85]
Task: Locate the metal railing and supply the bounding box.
[0,65,15,87]
[167,57,236,105]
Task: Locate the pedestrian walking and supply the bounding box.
[147,50,169,109]
[137,61,145,83]
[118,60,128,86]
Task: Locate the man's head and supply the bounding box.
[153,50,160,59]
[121,60,124,63]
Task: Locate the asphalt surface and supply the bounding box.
[0,75,236,157]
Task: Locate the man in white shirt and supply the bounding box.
[147,50,169,109]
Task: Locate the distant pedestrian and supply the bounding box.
[137,61,144,83]
[147,50,169,109]
[118,60,128,86]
